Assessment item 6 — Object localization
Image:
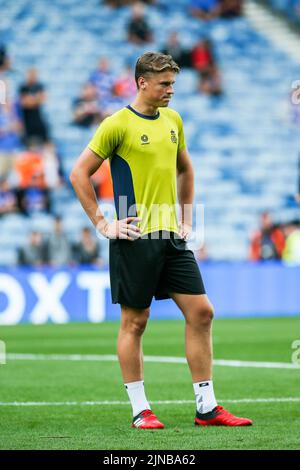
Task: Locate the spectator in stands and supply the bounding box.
[0,177,17,216]
[161,32,191,69]
[92,159,114,201]
[73,227,104,266]
[18,231,47,266]
[282,220,300,264]
[113,64,136,99]
[189,0,221,21]
[104,0,131,6]
[0,44,10,73]
[250,212,286,261]
[13,141,45,189]
[89,57,115,105]
[73,83,104,128]
[19,177,51,215]
[191,38,222,96]
[104,0,123,6]
[0,92,22,180]
[13,140,60,214]
[19,68,50,145]
[46,216,72,266]
[127,2,153,44]
[13,140,51,215]
[220,0,243,18]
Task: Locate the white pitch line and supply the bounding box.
[5,353,300,370]
[213,359,300,370]
[0,398,300,407]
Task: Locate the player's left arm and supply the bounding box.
[177,147,194,239]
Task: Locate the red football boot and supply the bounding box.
[131,409,165,429]
[195,406,253,426]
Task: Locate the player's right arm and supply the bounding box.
[70,147,141,241]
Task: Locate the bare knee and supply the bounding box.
[200,303,214,326]
[120,306,150,336]
[187,302,214,329]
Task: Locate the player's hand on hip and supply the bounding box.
[178,222,192,241]
[102,217,142,241]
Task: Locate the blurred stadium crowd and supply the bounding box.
[262,0,300,24]
[0,0,300,266]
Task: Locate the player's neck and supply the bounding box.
[130,98,158,117]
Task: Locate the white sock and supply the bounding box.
[125,380,151,417]
[193,380,217,414]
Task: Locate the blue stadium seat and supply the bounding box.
[1,0,299,261]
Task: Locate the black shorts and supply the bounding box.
[109,231,206,309]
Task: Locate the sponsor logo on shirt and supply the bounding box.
[141,134,149,145]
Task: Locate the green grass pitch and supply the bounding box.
[0,317,300,450]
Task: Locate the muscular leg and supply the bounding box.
[170,293,253,425]
[117,304,165,427]
[117,305,150,383]
[170,293,214,383]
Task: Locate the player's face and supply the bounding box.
[142,71,176,107]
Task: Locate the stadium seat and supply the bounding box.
[0,0,299,261]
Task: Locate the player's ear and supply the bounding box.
[138,77,146,90]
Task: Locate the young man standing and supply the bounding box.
[70,52,252,429]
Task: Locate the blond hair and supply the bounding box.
[135,52,180,88]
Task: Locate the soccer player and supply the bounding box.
[70,52,252,429]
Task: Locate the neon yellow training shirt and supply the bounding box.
[88,105,186,236]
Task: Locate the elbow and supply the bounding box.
[69,168,78,186]
[178,165,194,178]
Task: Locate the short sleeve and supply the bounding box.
[88,115,124,160]
[177,113,186,152]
